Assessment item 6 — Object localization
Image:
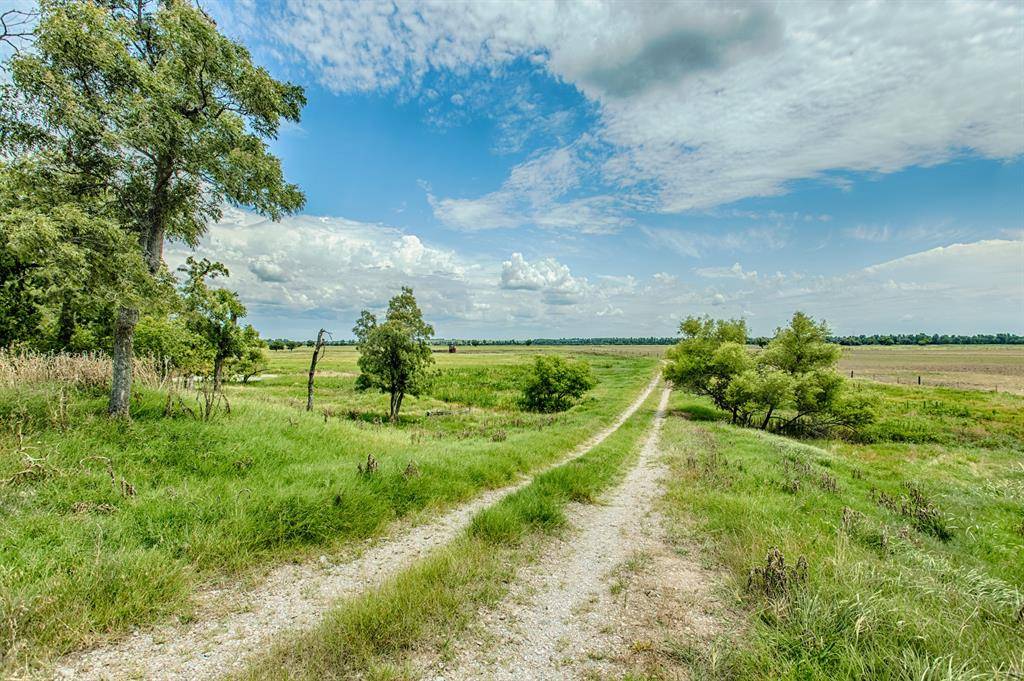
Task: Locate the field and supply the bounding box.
[838,344,1024,394]
[647,382,1024,679]
[0,345,658,674]
[1,344,1022,679]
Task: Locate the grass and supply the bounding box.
[231,382,664,680]
[0,346,658,674]
[655,381,1024,679]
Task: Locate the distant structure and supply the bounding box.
[448,343,457,353]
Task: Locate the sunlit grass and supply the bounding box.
[0,346,658,673]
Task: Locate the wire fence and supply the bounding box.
[847,371,1021,394]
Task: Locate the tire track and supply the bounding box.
[52,372,662,681]
[423,386,710,680]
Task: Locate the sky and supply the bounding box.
[163,0,1023,340]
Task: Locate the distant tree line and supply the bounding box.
[750,333,1022,346]
[268,333,1022,350]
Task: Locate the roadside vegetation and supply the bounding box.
[231,382,664,680]
[654,381,1024,679]
[666,312,874,436]
[0,345,655,674]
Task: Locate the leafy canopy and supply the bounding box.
[520,355,596,413]
[353,287,435,422]
[664,311,874,435]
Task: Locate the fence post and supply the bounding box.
[918,375,921,385]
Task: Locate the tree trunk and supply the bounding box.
[306,328,327,411]
[213,355,225,392]
[108,306,139,417]
[390,391,404,423]
[761,406,775,430]
[56,299,76,350]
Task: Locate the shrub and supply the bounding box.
[520,355,596,413]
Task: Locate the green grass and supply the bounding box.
[656,382,1024,679]
[231,382,664,680]
[0,346,657,673]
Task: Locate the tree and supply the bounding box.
[134,312,210,380]
[228,326,267,384]
[179,257,248,391]
[353,287,435,422]
[1,0,304,416]
[0,161,153,351]
[520,355,596,413]
[663,316,751,414]
[306,328,328,411]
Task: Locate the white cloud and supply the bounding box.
[167,208,1022,337]
[500,252,588,305]
[643,225,789,258]
[239,1,1024,219]
[845,225,891,243]
[695,262,758,281]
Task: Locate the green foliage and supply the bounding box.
[353,287,435,422]
[0,163,153,350]
[520,355,596,413]
[134,313,211,377]
[227,327,268,383]
[179,257,253,387]
[0,0,305,413]
[665,312,874,436]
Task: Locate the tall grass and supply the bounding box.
[654,386,1024,679]
[0,350,160,390]
[0,348,658,674]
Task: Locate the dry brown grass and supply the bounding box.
[0,350,160,390]
[838,345,1024,394]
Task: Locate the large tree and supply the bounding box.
[0,0,304,416]
[353,287,435,422]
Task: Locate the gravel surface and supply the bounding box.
[423,386,719,680]
[51,372,662,681]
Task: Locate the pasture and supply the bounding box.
[1,343,1021,679]
[838,344,1024,394]
[0,345,658,673]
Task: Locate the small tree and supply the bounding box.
[664,316,751,414]
[179,257,248,392]
[520,355,596,413]
[353,287,435,422]
[228,326,267,384]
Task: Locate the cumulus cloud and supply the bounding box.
[500,252,588,305]
[167,208,1023,337]
[232,0,1024,221]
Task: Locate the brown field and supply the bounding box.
[837,344,1024,394]
[443,344,1024,392]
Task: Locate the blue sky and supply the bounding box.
[169,1,1024,339]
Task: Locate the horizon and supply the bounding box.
[161,2,1021,338]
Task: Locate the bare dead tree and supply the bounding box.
[306,328,330,412]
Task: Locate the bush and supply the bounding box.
[520,355,596,413]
